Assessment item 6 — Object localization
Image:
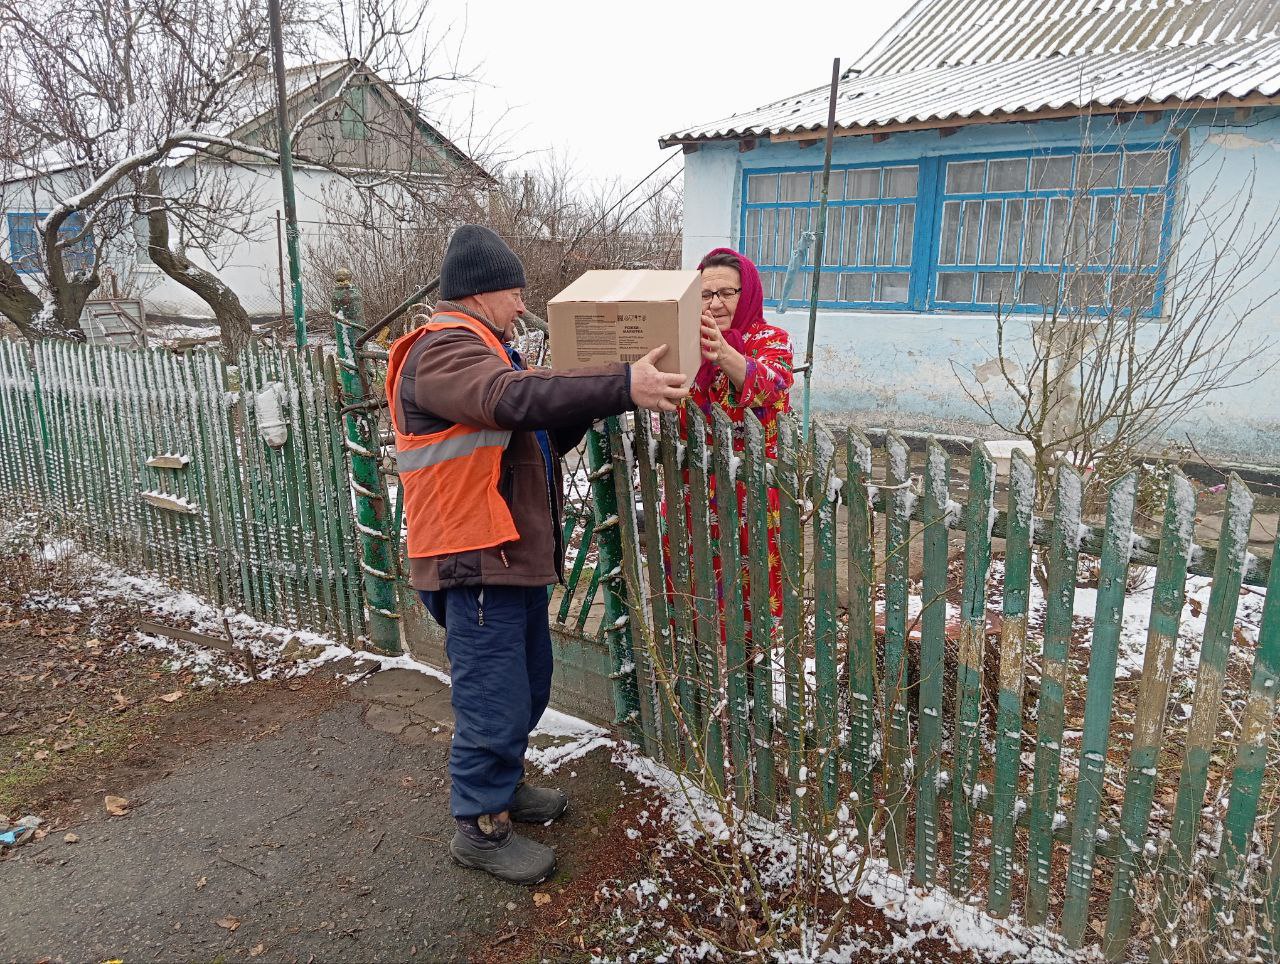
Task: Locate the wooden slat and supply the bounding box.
[811,425,839,816]
[988,448,1033,918]
[778,416,806,825]
[1103,471,1197,960]
[1151,476,1254,960]
[915,439,949,887]
[951,441,994,896]
[744,411,777,817]
[659,410,701,764]
[845,428,876,840]
[685,405,725,791]
[883,431,912,870]
[712,406,751,807]
[1213,522,1280,946]
[1062,473,1137,947]
[633,412,679,764]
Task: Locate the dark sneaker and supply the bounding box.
[450,814,556,885]
[509,782,568,824]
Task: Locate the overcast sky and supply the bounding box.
[426,0,915,189]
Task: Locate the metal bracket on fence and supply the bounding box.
[340,398,388,417]
[360,560,396,581]
[587,462,614,481]
[355,520,390,541]
[593,514,620,533]
[349,478,381,500]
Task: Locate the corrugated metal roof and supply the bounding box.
[661,0,1280,144]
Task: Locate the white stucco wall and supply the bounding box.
[680,109,1280,462]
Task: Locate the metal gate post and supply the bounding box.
[585,421,642,739]
[332,269,401,654]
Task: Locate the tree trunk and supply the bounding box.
[145,172,253,360]
[0,258,45,339]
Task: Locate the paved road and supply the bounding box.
[0,668,615,963]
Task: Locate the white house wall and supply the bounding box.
[680,110,1280,463]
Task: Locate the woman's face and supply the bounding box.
[701,265,742,332]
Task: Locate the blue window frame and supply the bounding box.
[7,211,96,275]
[740,144,1179,317]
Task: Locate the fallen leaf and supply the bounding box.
[532,892,551,907]
[400,776,415,788]
[196,876,207,890]
[248,943,266,958]
[215,915,240,932]
[33,750,50,762]
[103,795,129,816]
[158,691,183,703]
[63,832,79,844]
[53,740,75,753]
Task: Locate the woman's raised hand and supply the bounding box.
[700,311,724,364]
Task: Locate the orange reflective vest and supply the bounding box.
[386,311,518,559]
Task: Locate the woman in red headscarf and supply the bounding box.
[671,247,794,621]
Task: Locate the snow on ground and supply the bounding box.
[614,747,1076,962]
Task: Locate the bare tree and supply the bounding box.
[951,113,1280,508]
[0,0,479,351]
[306,153,684,339]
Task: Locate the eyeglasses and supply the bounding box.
[700,287,741,303]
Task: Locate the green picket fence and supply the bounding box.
[592,407,1280,959]
[0,338,365,645]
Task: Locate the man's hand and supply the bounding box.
[629,345,689,413]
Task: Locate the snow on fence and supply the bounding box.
[0,338,366,646]
[589,407,1280,960]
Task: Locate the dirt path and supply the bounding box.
[0,664,632,964]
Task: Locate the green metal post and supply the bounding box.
[332,272,400,653]
[268,0,306,347]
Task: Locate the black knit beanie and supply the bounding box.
[438,224,527,300]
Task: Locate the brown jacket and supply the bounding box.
[397,301,633,590]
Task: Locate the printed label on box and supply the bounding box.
[618,314,649,363]
[573,313,616,362]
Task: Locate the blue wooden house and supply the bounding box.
[662,0,1280,463]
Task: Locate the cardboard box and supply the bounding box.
[547,270,701,384]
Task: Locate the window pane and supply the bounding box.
[823,209,843,265]
[1020,270,1061,306]
[780,172,811,202]
[760,208,778,264]
[745,209,763,262]
[843,208,862,266]
[876,272,910,302]
[860,205,878,266]
[1025,198,1047,264]
[1123,151,1170,188]
[896,205,915,264]
[1117,196,1142,266]
[946,160,985,194]
[959,200,982,264]
[843,273,872,302]
[1090,196,1117,266]
[1001,199,1025,264]
[1066,273,1108,308]
[937,272,975,302]
[979,271,1016,305]
[1139,195,1165,266]
[884,166,918,198]
[760,270,777,300]
[1077,153,1120,190]
[980,199,1002,264]
[846,169,879,199]
[819,271,838,301]
[939,201,961,264]
[988,158,1028,192]
[1113,272,1157,312]
[823,170,845,199]
[747,174,778,203]
[1068,199,1091,265]
[1046,197,1071,263]
[1031,156,1073,190]
[877,206,897,266]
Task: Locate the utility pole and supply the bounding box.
[268,0,307,347]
